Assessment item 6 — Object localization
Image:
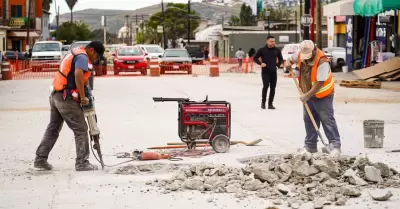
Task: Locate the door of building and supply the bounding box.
[11,40,21,52]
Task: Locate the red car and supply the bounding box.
[113,46,148,75]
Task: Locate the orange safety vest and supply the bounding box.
[52,46,92,92]
[297,49,334,98]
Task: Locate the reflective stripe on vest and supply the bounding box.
[52,46,91,91]
[297,49,334,98]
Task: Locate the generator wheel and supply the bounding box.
[211,134,230,153]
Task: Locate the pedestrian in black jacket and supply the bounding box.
[253,36,283,109]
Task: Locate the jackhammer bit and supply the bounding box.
[82,87,105,170]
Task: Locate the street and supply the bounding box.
[1,72,400,209]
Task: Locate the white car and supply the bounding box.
[136,44,164,61]
[322,47,346,69]
[281,43,300,67]
[31,41,63,72]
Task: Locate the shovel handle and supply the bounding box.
[289,71,328,146]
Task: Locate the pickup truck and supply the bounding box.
[31,41,63,72]
[322,47,346,71]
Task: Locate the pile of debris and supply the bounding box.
[151,153,400,208]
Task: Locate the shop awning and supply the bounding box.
[323,0,355,16]
[8,31,39,37]
[354,0,400,16]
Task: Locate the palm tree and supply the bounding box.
[42,0,53,11]
[65,0,78,22]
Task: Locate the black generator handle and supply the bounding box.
[153,97,190,102]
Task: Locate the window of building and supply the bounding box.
[11,5,23,17]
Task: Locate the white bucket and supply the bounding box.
[342,66,348,73]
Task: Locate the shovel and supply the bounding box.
[166,139,263,146]
[289,69,331,154]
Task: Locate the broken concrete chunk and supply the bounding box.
[314,198,325,209]
[343,169,357,177]
[226,183,242,193]
[373,162,391,177]
[250,163,280,183]
[183,177,204,190]
[342,186,361,197]
[242,179,264,191]
[370,189,393,201]
[335,197,347,206]
[256,188,272,198]
[353,154,370,171]
[365,166,384,183]
[324,178,339,187]
[292,161,319,177]
[313,159,340,177]
[348,175,368,186]
[165,180,182,191]
[276,183,291,195]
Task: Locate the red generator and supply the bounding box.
[153,96,231,153]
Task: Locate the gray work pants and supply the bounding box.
[303,94,341,149]
[35,91,90,165]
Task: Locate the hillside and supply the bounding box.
[52,2,242,34]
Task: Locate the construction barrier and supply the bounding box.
[209,58,219,77]
[1,61,12,80]
[149,59,160,77]
[2,58,263,80]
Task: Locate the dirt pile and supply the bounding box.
[151,153,400,208]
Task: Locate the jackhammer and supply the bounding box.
[82,86,105,169]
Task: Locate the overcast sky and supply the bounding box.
[49,0,199,20]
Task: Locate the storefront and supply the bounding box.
[7,17,39,52]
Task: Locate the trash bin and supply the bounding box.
[363,120,384,148]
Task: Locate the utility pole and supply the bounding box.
[304,0,310,40]
[316,0,322,48]
[141,15,144,44]
[300,0,303,41]
[310,0,315,42]
[135,15,138,44]
[27,0,32,50]
[125,15,129,45]
[187,0,191,45]
[295,11,298,43]
[161,0,167,49]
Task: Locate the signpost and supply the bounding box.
[265,11,270,36]
[157,25,163,33]
[101,16,107,46]
[301,14,313,27]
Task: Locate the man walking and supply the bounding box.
[235,48,245,67]
[285,40,341,155]
[34,41,105,171]
[253,36,283,109]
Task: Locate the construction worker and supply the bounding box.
[285,40,341,155]
[34,41,105,171]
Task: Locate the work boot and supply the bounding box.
[268,104,276,110]
[299,146,318,154]
[34,157,53,171]
[75,160,99,171]
[261,102,266,109]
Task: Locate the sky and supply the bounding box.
[49,0,200,20]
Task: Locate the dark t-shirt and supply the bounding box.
[66,54,89,89]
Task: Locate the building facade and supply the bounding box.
[0,0,43,52]
[42,9,50,40]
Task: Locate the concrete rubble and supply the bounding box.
[149,153,400,208]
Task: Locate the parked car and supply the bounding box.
[322,47,346,70]
[61,45,70,58]
[136,44,164,62]
[281,43,300,68]
[31,41,63,72]
[112,46,147,75]
[3,51,28,60]
[185,45,204,63]
[158,49,192,74]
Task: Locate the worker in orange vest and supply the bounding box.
[285,40,341,156]
[34,41,105,171]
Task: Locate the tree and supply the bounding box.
[42,0,52,11]
[91,29,118,44]
[65,0,78,22]
[228,16,240,26]
[239,3,256,26]
[147,3,200,48]
[55,22,93,44]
